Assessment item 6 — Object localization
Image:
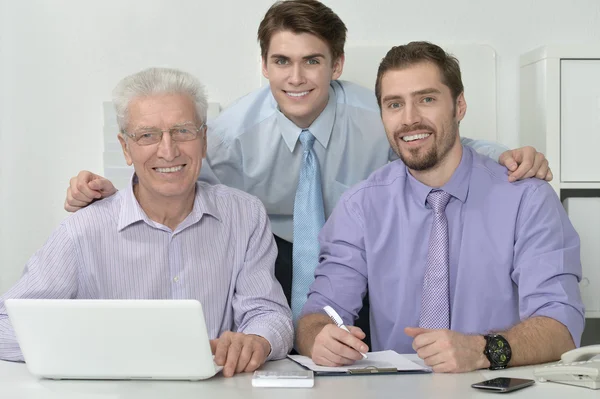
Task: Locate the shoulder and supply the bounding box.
[208,86,277,144]
[61,191,123,233]
[331,80,380,113]
[198,182,265,217]
[340,161,407,205]
[469,150,554,209]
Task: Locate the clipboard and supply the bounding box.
[287,350,432,377]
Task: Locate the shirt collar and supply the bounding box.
[406,144,473,207]
[276,85,337,152]
[118,173,221,232]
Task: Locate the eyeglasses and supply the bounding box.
[121,122,206,146]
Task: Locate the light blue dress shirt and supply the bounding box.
[201,81,508,242]
[0,177,293,362]
[301,146,584,353]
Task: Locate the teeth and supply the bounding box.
[286,91,309,97]
[402,133,431,142]
[155,166,183,173]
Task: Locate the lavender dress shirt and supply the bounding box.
[302,145,584,353]
[0,178,293,362]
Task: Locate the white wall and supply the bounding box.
[1,0,599,294]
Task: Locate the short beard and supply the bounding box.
[399,145,439,171]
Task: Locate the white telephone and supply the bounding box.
[534,345,600,389]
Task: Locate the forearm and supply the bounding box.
[296,313,332,356]
[503,316,575,367]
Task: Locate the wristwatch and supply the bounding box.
[483,334,512,370]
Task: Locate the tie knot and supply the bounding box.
[299,129,316,151]
[427,190,452,213]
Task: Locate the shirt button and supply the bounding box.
[173,276,179,282]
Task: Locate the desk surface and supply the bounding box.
[0,355,596,399]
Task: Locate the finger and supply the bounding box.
[404,326,430,338]
[521,153,544,180]
[498,151,518,172]
[545,168,553,182]
[508,159,533,182]
[214,335,230,366]
[324,337,365,362]
[316,345,359,367]
[223,340,243,377]
[88,178,117,196]
[348,326,366,340]
[70,177,101,202]
[410,331,439,351]
[328,326,369,354]
[235,341,254,374]
[416,342,443,361]
[535,159,549,180]
[421,351,446,368]
[244,345,266,373]
[209,339,218,355]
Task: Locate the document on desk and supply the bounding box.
[287,350,431,376]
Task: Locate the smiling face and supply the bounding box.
[262,30,344,129]
[118,93,206,205]
[380,61,466,171]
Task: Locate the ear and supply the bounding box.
[261,56,269,80]
[455,92,467,123]
[331,54,345,80]
[118,134,133,166]
[200,126,208,159]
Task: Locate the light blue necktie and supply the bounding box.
[291,130,325,322]
[419,190,452,330]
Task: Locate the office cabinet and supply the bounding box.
[520,46,600,318]
[563,198,600,317]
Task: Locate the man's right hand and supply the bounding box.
[310,324,369,367]
[64,171,117,212]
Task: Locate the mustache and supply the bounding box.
[395,123,435,136]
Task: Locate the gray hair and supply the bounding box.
[112,67,208,131]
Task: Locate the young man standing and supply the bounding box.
[65,1,552,344]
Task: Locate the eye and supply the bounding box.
[139,132,157,139]
[306,58,320,65]
[388,102,401,109]
[422,97,435,104]
[274,58,288,65]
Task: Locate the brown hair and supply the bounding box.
[375,41,464,107]
[257,0,347,62]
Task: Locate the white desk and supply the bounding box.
[0,355,597,399]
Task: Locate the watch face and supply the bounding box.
[487,335,512,367]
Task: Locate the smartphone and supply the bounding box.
[471,377,535,393]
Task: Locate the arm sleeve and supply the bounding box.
[300,193,368,326]
[511,183,585,346]
[0,223,79,361]
[232,200,293,360]
[461,137,509,162]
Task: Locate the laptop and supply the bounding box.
[5,299,223,380]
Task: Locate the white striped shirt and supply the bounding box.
[0,177,293,362]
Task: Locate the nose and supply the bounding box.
[156,132,179,161]
[288,64,306,86]
[400,103,422,127]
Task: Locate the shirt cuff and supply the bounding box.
[240,319,293,361]
[532,302,585,347]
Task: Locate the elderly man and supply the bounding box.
[0,68,293,377]
[296,42,584,373]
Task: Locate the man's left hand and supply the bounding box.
[405,327,489,373]
[498,146,553,182]
[211,331,271,377]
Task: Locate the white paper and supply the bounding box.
[287,350,430,373]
